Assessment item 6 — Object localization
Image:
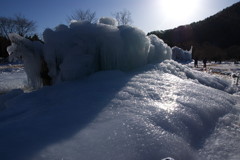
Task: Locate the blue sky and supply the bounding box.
[0,0,239,35]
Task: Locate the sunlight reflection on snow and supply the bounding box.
[154,100,178,113]
[150,75,179,113]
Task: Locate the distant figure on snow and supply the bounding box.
[194,58,198,68]
[203,58,207,68]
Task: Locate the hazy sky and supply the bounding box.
[0,0,239,35]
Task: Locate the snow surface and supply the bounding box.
[187,61,240,86]
[0,64,27,93]
[208,62,240,75]
[0,60,240,160]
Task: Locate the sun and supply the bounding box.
[159,0,201,24]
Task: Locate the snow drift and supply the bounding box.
[155,60,237,93]
[0,60,239,160]
[7,17,172,88]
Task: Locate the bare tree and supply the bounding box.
[112,9,133,25]
[0,17,15,39]
[0,15,37,58]
[0,15,36,38]
[67,9,97,23]
[14,14,36,37]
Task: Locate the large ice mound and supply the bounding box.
[172,46,192,62]
[7,17,172,88]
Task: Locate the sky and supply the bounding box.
[0,0,239,35]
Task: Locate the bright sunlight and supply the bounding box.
[159,0,201,24]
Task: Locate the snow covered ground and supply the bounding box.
[0,60,240,160]
[0,63,27,94]
[188,61,240,74]
[188,61,240,85]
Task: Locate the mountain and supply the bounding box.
[148,2,240,61]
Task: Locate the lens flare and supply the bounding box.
[159,0,201,25]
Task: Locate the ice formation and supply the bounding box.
[148,34,172,63]
[98,17,118,26]
[172,46,192,62]
[7,33,44,88]
[7,17,172,87]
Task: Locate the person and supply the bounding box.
[237,74,239,86]
[203,58,207,68]
[232,73,239,86]
[194,58,198,68]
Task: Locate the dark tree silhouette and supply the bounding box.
[0,14,37,58]
[67,9,97,23]
[14,14,36,37]
[0,17,15,39]
[0,36,10,58]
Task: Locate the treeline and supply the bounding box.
[0,14,41,59]
[148,2,240,61]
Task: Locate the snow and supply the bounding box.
[0,89,23,111]
[208,61,240,76]
[0,64,27,93]
[98,17,118,26]
[187,61,240,87]
[156,60,238,93]
[0,60,240,160]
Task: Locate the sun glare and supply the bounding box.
[159,0,200,24]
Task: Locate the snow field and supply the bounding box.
[0,64,27,94]
[0,61,239,160]
[188,61,240,87]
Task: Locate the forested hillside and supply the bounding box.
[149,2,240,61]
